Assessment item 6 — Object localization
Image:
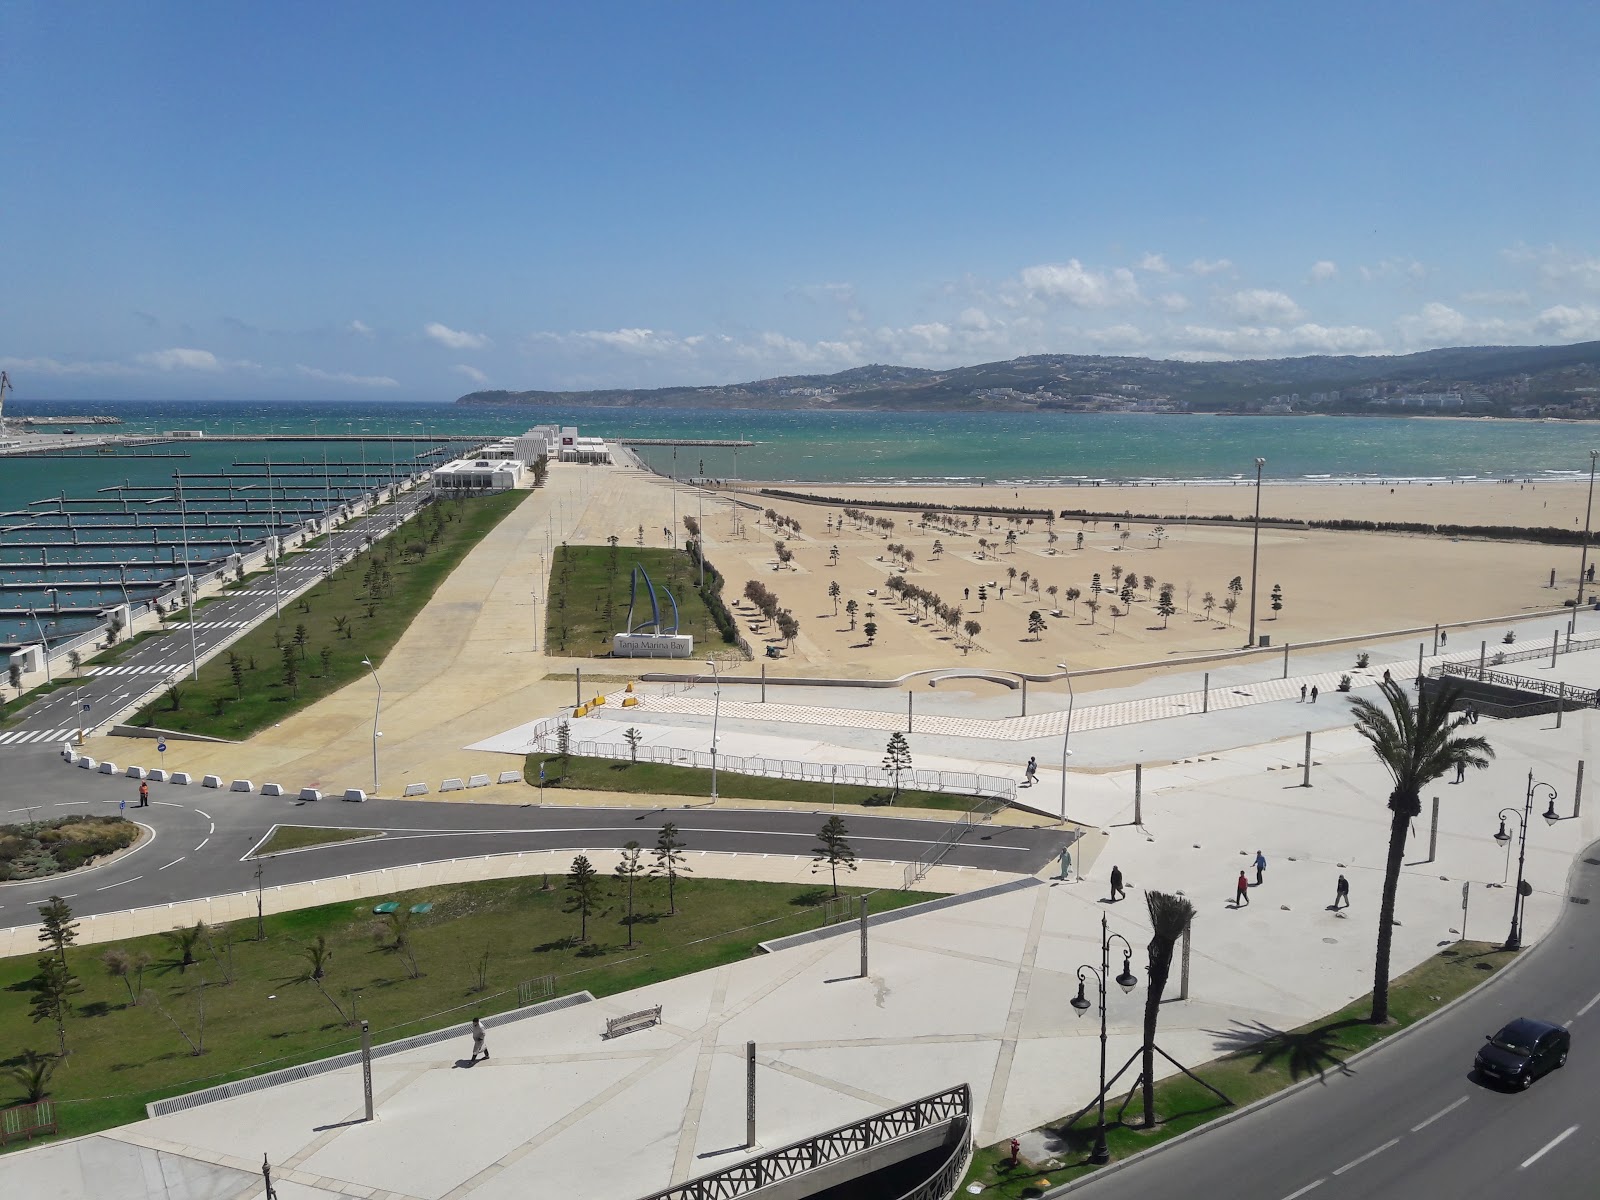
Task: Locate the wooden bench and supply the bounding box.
[604,1005,662,1039]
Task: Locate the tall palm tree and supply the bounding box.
[1141,891,1195,1128]
[1350,681,1493,1023]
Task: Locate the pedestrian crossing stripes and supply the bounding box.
[88,662,188,677]
[164,620,253,630]
[0,729,78,745]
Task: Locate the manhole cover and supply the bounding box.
[1322,937,1338,944]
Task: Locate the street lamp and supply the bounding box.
[706,658,722,803]
[1575,450,1599,623]
[360,657,382,796]
[1493,770,1555,951]
[28,608,51,683]
[1070,912,1139,1165]
[1246,457,1266,649]
[1057,661,1075,823]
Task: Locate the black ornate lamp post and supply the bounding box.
[1070,913,1138,1165]
[1494,770,1557,951]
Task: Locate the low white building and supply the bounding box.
[432,458,525,491]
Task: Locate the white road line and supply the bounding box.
[158,856,185,870]
[1332,1138,1400,1176]
[1576,990,1600,1019]
[195,809,212,820]
[194,837,209,851]
[96,876,141,891]
[1521,1125,1579,1169]
[1411,1096,1468,1132]
[207,822,215,835]
[1280,1182,1325,1200]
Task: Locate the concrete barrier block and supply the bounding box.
[125,766,148,779]
[170,772,192,785]
[62,748,77,763]
[342,788,366,802]
[98,761,118,775]
[229,780,252,793]
[497,770,522,784]
[77,757,97,770]
[201,774,222,789]
[148,768,168,782]
[403,783,429,796]
[441,777,464,792]
[298,788,322,801]
[467,773,490,788]
[260,783,285,797]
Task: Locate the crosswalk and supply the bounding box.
[88,661,188,677]
[163,619,253,630]
[0,728,78,745]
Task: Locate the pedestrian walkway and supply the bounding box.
[0,727,76,745]
[162,619,254,630]
[88,661,189,677]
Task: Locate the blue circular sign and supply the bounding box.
[156,741,168,753]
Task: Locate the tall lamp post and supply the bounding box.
[1070,913,1139,1165]
[1057,661,1075,823]
[1494,770,1559,950]
[1575,450,1599,622]
[1246,457,1266,649]
[706,658,722,802]
[360,657,382,796]
[28,608,51,683]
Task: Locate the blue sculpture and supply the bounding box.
[624,562,680,636]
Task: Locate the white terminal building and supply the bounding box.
[429,424,608,491]
[431,457,524,491]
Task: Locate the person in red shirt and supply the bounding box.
[1235,871,1250,906]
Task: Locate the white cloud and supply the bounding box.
[1187,258,1234,276]
[1135,253,1171,274]
[1220,289,1304,323]
[296,365,399,388]
[1395,302,1516,347]
[453,364,490,385]
[424,322,492,350]
[1018,260,1140,308]
[1309,260,1339,283]
[347,319,374,337]
[1534,305,1600,342]
[957,307,995,331]
[1155,292,1191,313]
[1358,258,1429,283]
[138,347,223,371]
[1082,324,1152,350]
[1174,323,1384,357]
[0,355,139,377]
[1504,244,1600,291]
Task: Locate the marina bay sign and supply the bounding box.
[612,562,694,659]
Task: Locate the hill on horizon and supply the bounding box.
[456,340,1600,415]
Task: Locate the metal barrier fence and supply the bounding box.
[0,1099,56,1145]
[1433,631,1600,675]
[1436,662,1600,705]
[635,1084,971,1200]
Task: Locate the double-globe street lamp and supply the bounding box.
[1493,770,1560,951]
[1070,912,1139,1165]
[1246,456,1266,650]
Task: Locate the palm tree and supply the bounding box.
[1065,586,1080,617]
[7,1050,58,1103]
[1350,681,1493,1023]
[1140,890,1195,1128]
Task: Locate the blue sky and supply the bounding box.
[4,1,1599,401]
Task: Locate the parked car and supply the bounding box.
[1475,1017,1570,1089]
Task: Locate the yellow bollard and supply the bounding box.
[625,681,635,693]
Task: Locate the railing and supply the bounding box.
[634,1084,971,1200]
[1436,662,1600,705]
[895,1115,972,1200]
[1432,632,1600,675]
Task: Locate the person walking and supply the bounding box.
[138,780,149,808]
[1299,684,1307,703]
[1024,756,1038,787]
[1310,685,1319,703]
[1455,760,1466,783]
[1469,703,1479,725]
[1235,871,1250,906]
[1254,850,1267,886]
[1440,630,1448,648]
[1334,874,1350,910]
[1109,864,1125,902]
[470,1017,489,1063]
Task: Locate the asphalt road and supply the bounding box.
[0,745,1068,930]
[1061,844,1600,1200]
[0,482,431,744]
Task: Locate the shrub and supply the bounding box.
[1337,675,1353,692]
[1355,651,1370,668]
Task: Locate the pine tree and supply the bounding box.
[564,854,601,943]
[882,731,912,801]
[29,955,82,1057]
[812,816,858,898]
[651,822,692,915]
[614,842,646,949]
[37,896,78,966]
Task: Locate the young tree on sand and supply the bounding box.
[1139,891,1196,1127]
[1065,586,1081,617]
[1271,583,1284,619]
[1028,610,1048,641]
[1142,574,1156,599]
[828,580,841,614]
[614,842,646,949]
[652,822,692,915]
[1202,591,1216,621]
[1046,584,1060,614]
[962,619,981,649]
[1350,681,1493,1023]
[882,731,912,801]
[564,854,602,943]
[1090,573,1103,603]
[1222,596,1237,626]
[863,620,878,645]
[1085,597,1101,625]
[812,816,858,898]
[845,598,859,630]
[1227,576,1244,606]
[1157,588,1176,628]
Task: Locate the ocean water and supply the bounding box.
[7,397,1599,489]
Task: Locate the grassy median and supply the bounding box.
[248,825,386,856]
[125,490,529,739]
[546,544,723,656]
[0,873,937,1148]
[963,941,1517,1196]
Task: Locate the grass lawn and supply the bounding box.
[249,825,386,856]
[124,490,529,739]
[525,752,995,814]
[546,544,724,657]
[963,941,1517,1196]
[0,874,937,1147]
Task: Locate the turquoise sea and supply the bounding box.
[8,398,1600,504]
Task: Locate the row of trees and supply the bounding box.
[742,579,800,647]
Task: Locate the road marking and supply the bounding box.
[1280,1182,1324,1200]
[158,858,185,870]
[96,876,141,891]
[194,809,211,820]
[1521,1125,1579,1169]
[1576,990,1600,1019]
[194,837,209,851]
[1332,1138,1399,1175]
[208,822,215,835]
[1411,1096,1468,1132]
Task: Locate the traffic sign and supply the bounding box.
[81,702,92,712]
[157,741,168,754]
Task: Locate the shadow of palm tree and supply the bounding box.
[1206,1017,1366,1083]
